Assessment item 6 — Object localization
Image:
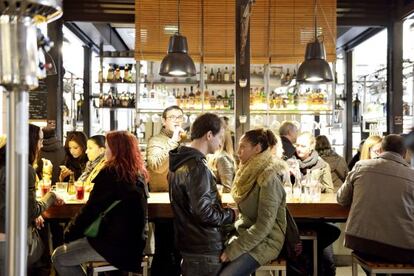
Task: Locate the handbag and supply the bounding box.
[27,225,45,265]
[84,200,121,238]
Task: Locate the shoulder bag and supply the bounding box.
[84,200,121,238]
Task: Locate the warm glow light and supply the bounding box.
[306,76,323,82]
[169,70,187,76]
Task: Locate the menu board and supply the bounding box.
[29,80,48,120]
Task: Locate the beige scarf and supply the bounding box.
[231,149,273,203]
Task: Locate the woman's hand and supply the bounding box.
[59,166,73,181]
[220,252,230,262]
[35,216,44,229]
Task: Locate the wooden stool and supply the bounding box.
[352,252,414,276]
[256,258,286,276]
[87,256,149,276]
[300,229,318,276]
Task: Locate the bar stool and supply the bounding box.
[299,229,318,276]
[255,258,287,276]
[87,256,149,276]
[352,252,414,276]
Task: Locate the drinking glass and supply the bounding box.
[75,181,85,201]
[55,182,68,195]
[40,179,51,196]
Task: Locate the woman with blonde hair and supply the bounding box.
[209,130,236,192]
[360,135,382,160]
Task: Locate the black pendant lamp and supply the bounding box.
[296,0,333,83]
[159,0,196,77]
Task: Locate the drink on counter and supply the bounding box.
[75,181,85,200]
[40,179,51,196]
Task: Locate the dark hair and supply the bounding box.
[162,105,183,119]
[0,145,6,167]
[106,131,149,183]
[88,135,106,148]
[29,124,40,165]
[382,134,406,156]
[190,113,223,140]
[42,127,56,139]
[243,128,275,153]
[315,135,332,152]
[64,131,87,157]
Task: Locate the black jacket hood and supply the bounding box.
[41,137,63,152]
[169,146,205,172]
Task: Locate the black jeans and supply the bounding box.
[181,252,222,276]
[150,219,181,276]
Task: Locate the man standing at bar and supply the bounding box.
[337,134,414,264]
[146,105,185,276]
[279,121,298,160]
[168,113,236,276]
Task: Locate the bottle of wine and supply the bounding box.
[229,89,235,110]
[209,68,215,82]
[223,89,230,109]
[223,67,230,82]
[231,66,235,82]
[352,94,361,123]
[188,86,195,108]
[216,68,223,83]
[209,90,217,109]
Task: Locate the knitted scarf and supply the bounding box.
[231,149,273,203]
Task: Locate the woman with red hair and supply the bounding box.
[52,131,149,275]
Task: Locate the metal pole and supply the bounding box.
[6,88,29,276]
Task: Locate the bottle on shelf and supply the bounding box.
[106,64,114,82]
[216,90,223,109]
[99,93,105,107]
[223,67,230,82]
[203,87,210,107]
[209,90,217,109]
[98,68,103,83]
[223,89,230,109]
[195,85,202,108]
[209,68,215,82]
[114,64,121,82]
[182,88,188,109]
[188,86,195,108]
[130,64,136,83]
[105,87,114,107]
[203,66,208,81]
[284,68,291,85]
[124,64,131,83]
[166,89,177,106]
[229,89,234,110]
[216,68,222,83]
[231,67,235,82]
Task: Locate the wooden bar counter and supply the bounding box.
[42,192,349,222]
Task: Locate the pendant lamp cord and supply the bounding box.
[314,0,317,42]
[177,0,181,34]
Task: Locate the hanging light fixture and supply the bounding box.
[159,0,196,77]
[296,0,333,83]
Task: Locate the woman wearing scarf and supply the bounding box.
[78,135,106,191]
[220,129,287,276]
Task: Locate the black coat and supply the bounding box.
[281,136,296,160]
[37,137,65,184]
[64,167,148,272]
[168,146,235,254]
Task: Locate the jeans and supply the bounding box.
[51,237,106,276]
[181,252,222,276]
[219,253,260,276]
[0,241,4,276]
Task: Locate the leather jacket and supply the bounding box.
[168,146,235,254]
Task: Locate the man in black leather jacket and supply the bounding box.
[168,113,236,276]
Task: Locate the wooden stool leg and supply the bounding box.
[352,257,358,276]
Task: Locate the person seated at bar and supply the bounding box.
[279,121,299,160]
[348,139,365,171]
[0,125,64,276]
[337,134,414,265]
[169,113,236,276]
[146,105,185,276]
[208,129,236,193]
[220,128,287,276]
[315,135,348,192]
[360,135,382,160]
[295,132,339,276]
[78,135,106,192]
[52,131,149,275]
[37,126,65,185]
[59,131,88,181]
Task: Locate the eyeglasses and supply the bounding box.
[166,115,184,121]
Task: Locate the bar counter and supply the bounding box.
[43,192,349,222]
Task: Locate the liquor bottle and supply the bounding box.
[203,66,208,81]
[76,95,84,121]
[231,66,235,82]
[223,89,230,109]
[223,67,230,82]
[106,64,114,82]
[98,68,103,83]
[124,64,130,82]
[188,86,195,108]
[209,68,215,82]
[352,94,361,123]
[114,64,121,82]
[284,68,291,84]
[130,65,136,83]
[166,90,177,106]
[203,87,210,107]
[105,87,114,107]
[67,173,76,195]
[120,91,129,107]
[216,90,223,109]
[209,90,217,109]
[142,84,148,104]
[216,68,223,83]
[113,87,120,107]
[99,93,105,107]
[130,92,135,108]
[229,89,235,110]
[195,85,202,108]
[149,84,156,104]
[182,88,188,108]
